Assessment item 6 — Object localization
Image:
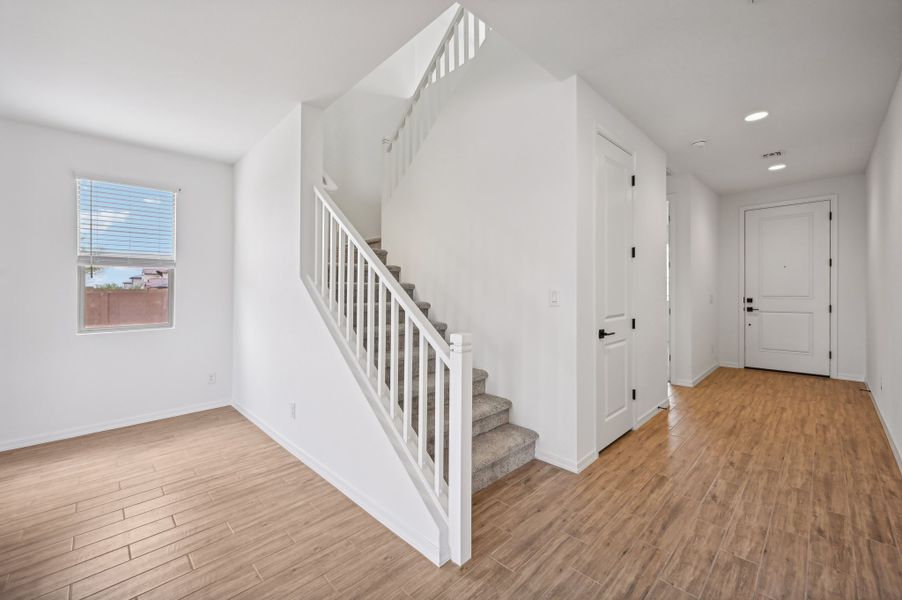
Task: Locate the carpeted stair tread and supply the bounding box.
[473,425,539,472]
[415,394,512,441]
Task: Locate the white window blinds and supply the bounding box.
[77,179,176,267]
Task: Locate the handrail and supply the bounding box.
[314,185,450,361]
[386,6,465,148]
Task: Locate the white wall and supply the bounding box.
[668,174,719,386]
[382,35,582,470]
[575,78,669,466]
[866,69,902,464]
[231,106,442,563]
[322,6,456,238]
[382,35,671,472]
[0,118,234,450]
[717,174,867,380]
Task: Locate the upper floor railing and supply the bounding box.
[383,7,488,198]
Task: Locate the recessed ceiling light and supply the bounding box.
[745,111,769,122]
[768,163,787,171]
[690,139,708,149]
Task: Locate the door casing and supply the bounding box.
[737,195,838,377]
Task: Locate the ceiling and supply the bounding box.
[467,0,902,193]
[0,0,450,163]
[2,0,901,191]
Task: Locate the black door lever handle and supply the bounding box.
[598,329,616,339]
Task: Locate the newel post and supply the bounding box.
[448,333,473,565]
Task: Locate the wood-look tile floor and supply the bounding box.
[2,368,901,599]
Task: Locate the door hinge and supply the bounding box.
[631,246,636,258]
[632,318,636,330]
[829,304,833,313]
[631,175,636,187]
[829,350,833,359]
[829,211,833,220]
[829,258,833,267]
[632,389,637,400]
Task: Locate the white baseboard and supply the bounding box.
[719,361,740,368]
[865,382,902,477]
[0,399,231,453]
[232,402,443,566]
[672,364,720,389]
[576,449,599,473]
[534,447,581,473]
[836,373,866,382]
[692,363,719,386]
[635,405,662,428]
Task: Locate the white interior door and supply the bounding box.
[744,200,831,376]
[596,134,634,452]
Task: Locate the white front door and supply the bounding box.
[744,200,831,376]
[596,134,634,452]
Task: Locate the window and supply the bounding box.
[77,179,176,332]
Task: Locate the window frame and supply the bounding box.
[75,177,178,334]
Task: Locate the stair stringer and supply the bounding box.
[301,275,452,565]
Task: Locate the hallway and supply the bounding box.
[469,368,902,598]
[1,368,900,599]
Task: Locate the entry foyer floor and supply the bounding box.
[1,368,900,599]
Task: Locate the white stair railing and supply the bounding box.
[312,185,472,565]
[383,6,488,198]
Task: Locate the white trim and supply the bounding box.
[692,363,719,386]
[736,195,838,376]
[673,365,717,388]
[0,398,230,453]
[719,361,740,369]
[534,447,584,473]
[635,405,662,428]
[232,402,443,565]
[836,373,866,383]
[866,382,902,477]
[576,449,599,473]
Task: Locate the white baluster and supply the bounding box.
[448,36,456,73]
[390,295,399,419]
[320,200,327,295]
[328,216,335,311]
[434,360,444,495]
[377,279,386,399]
[448,334,473,565]
[346,239,354,340]
[418,332,427,466]
[367,265,374,378]
[458,16,465,65]
[314,199,320,286]
[337,229,345,323]
[356,248,364,357]
[462,11,470,64]
[403,314,413,441]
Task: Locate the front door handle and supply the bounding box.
[746,307,759,312]
[598,329,616,339]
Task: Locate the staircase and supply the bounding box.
[365,239,539,492]
[305,5,527,567]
